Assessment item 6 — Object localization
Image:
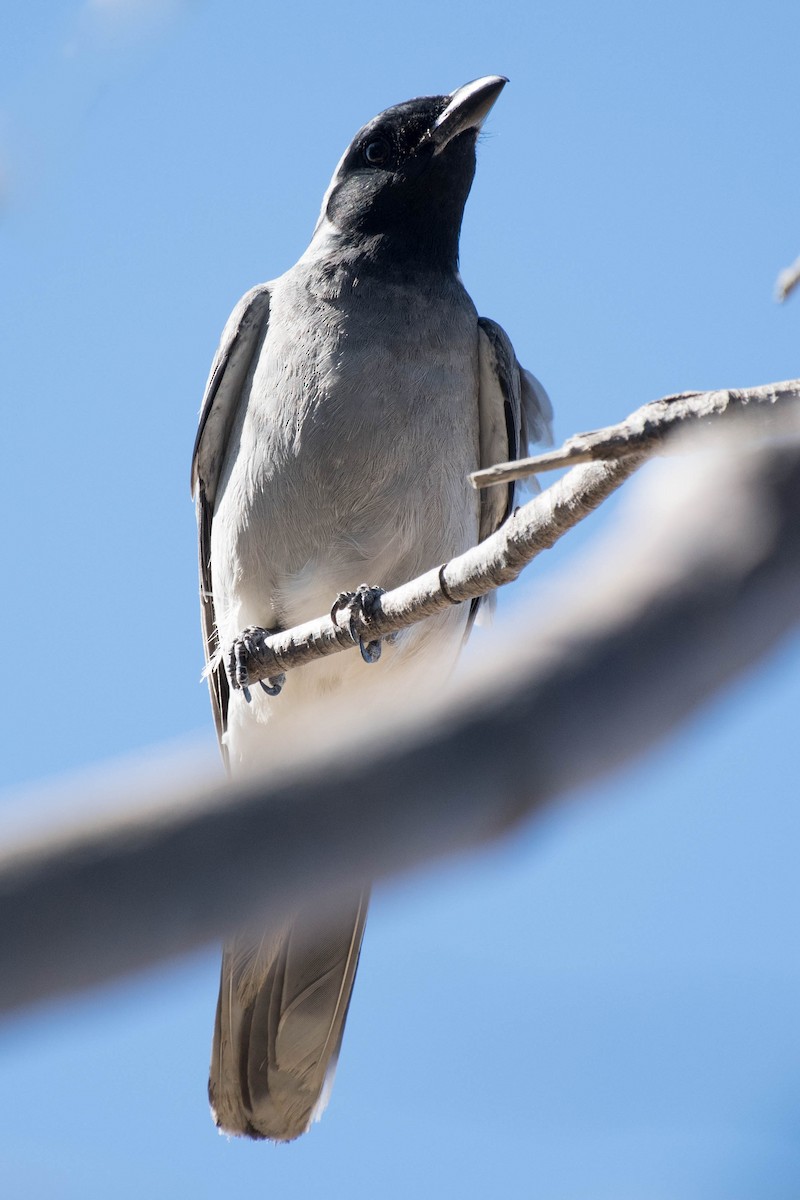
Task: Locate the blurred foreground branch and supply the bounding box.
[0,423,799,1014]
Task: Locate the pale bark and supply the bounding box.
[229,377,800,690]
[229,455,645,687]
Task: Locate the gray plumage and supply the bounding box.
[191,75,552,1141]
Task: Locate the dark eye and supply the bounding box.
[363,136,391,167]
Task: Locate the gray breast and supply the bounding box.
[212,260,481,630]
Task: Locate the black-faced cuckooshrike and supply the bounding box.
[191,76,552,1142]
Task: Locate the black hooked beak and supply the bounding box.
[429,75,508,154]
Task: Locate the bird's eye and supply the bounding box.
[363,137,391,167]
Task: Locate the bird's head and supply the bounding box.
[309,75,507,273]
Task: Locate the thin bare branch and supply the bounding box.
[470,378,800,488]
[227,455,645,689]
[229,377,800,690]
[776,256,800,303]
[0,427,798,1015]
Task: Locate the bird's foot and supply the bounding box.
[228,626,286,703]
[330,584,397,664]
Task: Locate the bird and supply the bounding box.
[191,75,552,1143]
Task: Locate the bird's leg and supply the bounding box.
[228,626,286,703]
[330,584,398,664]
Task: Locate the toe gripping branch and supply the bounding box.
[226,585,396,703]
[330,584,398,664]
[228,626,286,704]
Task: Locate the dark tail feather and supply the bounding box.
[209,891,368,1141]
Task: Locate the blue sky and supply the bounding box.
[2,1,799,1196]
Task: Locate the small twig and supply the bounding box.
[470,378,800,489]
[776,256,800,304]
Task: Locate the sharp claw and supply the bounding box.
[242,685,252,704]
[330,591,353,624]
[259,675,285,697]
[330,584,393,666]
[359,638,382,664]
[234,643,248,690]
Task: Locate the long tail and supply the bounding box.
[209,891,369,1141]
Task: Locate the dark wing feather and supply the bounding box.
[191,284,272,758]
[470,317,553,630]
[476,316,553,539]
